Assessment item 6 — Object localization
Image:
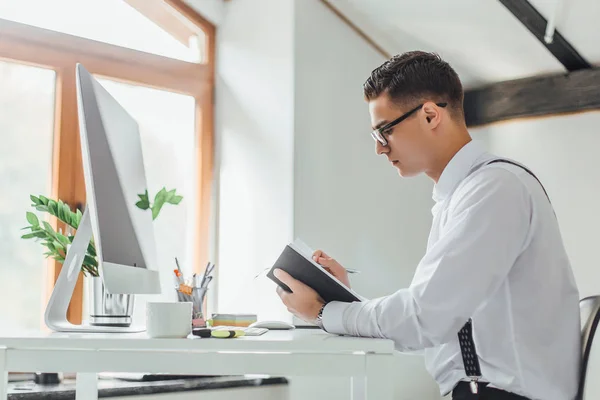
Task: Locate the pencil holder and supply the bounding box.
[176,286,208,328]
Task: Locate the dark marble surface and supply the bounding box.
[7,375,288,399]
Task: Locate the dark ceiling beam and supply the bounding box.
[464,67,600,127]
[499,0,591,71]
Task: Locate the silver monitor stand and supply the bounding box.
[44,207,145,333]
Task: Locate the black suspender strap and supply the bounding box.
[456,159,551,395]
[486,159,551,203]
[458,320,482,394]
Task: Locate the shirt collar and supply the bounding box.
[432,139,487,203]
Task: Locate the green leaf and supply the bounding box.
[135,200,149,210]
[63,213,71,227]
[63,203,73,225]
[56,233,70,246]
[53,243,66,255]
[30,195,42,206]
[138,189,149,203]
[164,189,176,202]
[35,205,49,213]
[75,209,82,228]
[59,200,67,220]
[135,190,150,210]
[26,212,39,226]
[84,255,98,267]
[57,200,65,222]
[48,200,58,216]
[155,187,168,202]
[167,195,183,205]
[164,189,183,205]
[42,221,54,233]
[87,242,96,257]
[21,232,39,239]
[39,195,49,206]
[151,188,168,220]
[42,221,60,243]
[70,211,78,228]
[31,231,48,239]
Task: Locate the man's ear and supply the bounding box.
[423,102,442,128]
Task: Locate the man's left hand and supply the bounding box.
[274,269,324,324]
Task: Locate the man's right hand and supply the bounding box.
[312,250,351,288]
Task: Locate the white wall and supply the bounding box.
[471,111,600,299]
[214,0,294,321]
[214,0,447,398]
[184,0,225,26]
[293,0,434,303]
[291,1,440,399]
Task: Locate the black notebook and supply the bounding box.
[267,240,363,304]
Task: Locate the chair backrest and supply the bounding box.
[577,295,600,400]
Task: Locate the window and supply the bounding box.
[0,61,55,329]
[0,0,214,328]
[0,0,204,63]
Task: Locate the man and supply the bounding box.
[274,51,581,400]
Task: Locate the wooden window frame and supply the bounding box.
[0,0,214,324]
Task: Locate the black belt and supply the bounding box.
[457,159,552,395]
[453,382,532,400]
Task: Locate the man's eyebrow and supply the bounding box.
[372,120,389,130]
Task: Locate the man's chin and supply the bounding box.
[395,165,417,178]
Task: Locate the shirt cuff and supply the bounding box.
[322,301,352,335]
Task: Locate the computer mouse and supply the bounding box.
[249,320,295,330]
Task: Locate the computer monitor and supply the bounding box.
[44,64,161,333]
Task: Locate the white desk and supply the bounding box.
[0,329,395,400]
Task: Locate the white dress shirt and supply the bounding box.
[322,140,581,399]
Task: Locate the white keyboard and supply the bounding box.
[212,326,268,336]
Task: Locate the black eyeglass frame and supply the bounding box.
[371,102,448,146]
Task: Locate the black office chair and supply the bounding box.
[577,295,600,400]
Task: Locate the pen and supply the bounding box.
[346,268,360,274]
[199,261,210,288]
[173,270,182,288]
[207,263,215,276]
[173,269,184,284]
[175,257,183,275]
[200,262,216,288]
[202,276,213,288]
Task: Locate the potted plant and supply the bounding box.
[21,188,182,326]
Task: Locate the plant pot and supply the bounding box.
[87,275,134,327]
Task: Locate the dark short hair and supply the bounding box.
[363,51,464,120]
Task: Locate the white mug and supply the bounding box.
[146,301,192,338]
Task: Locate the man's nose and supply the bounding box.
[376,140,388,155]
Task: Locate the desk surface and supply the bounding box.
[0,329,394,354]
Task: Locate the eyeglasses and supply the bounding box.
[371,102,448,146]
